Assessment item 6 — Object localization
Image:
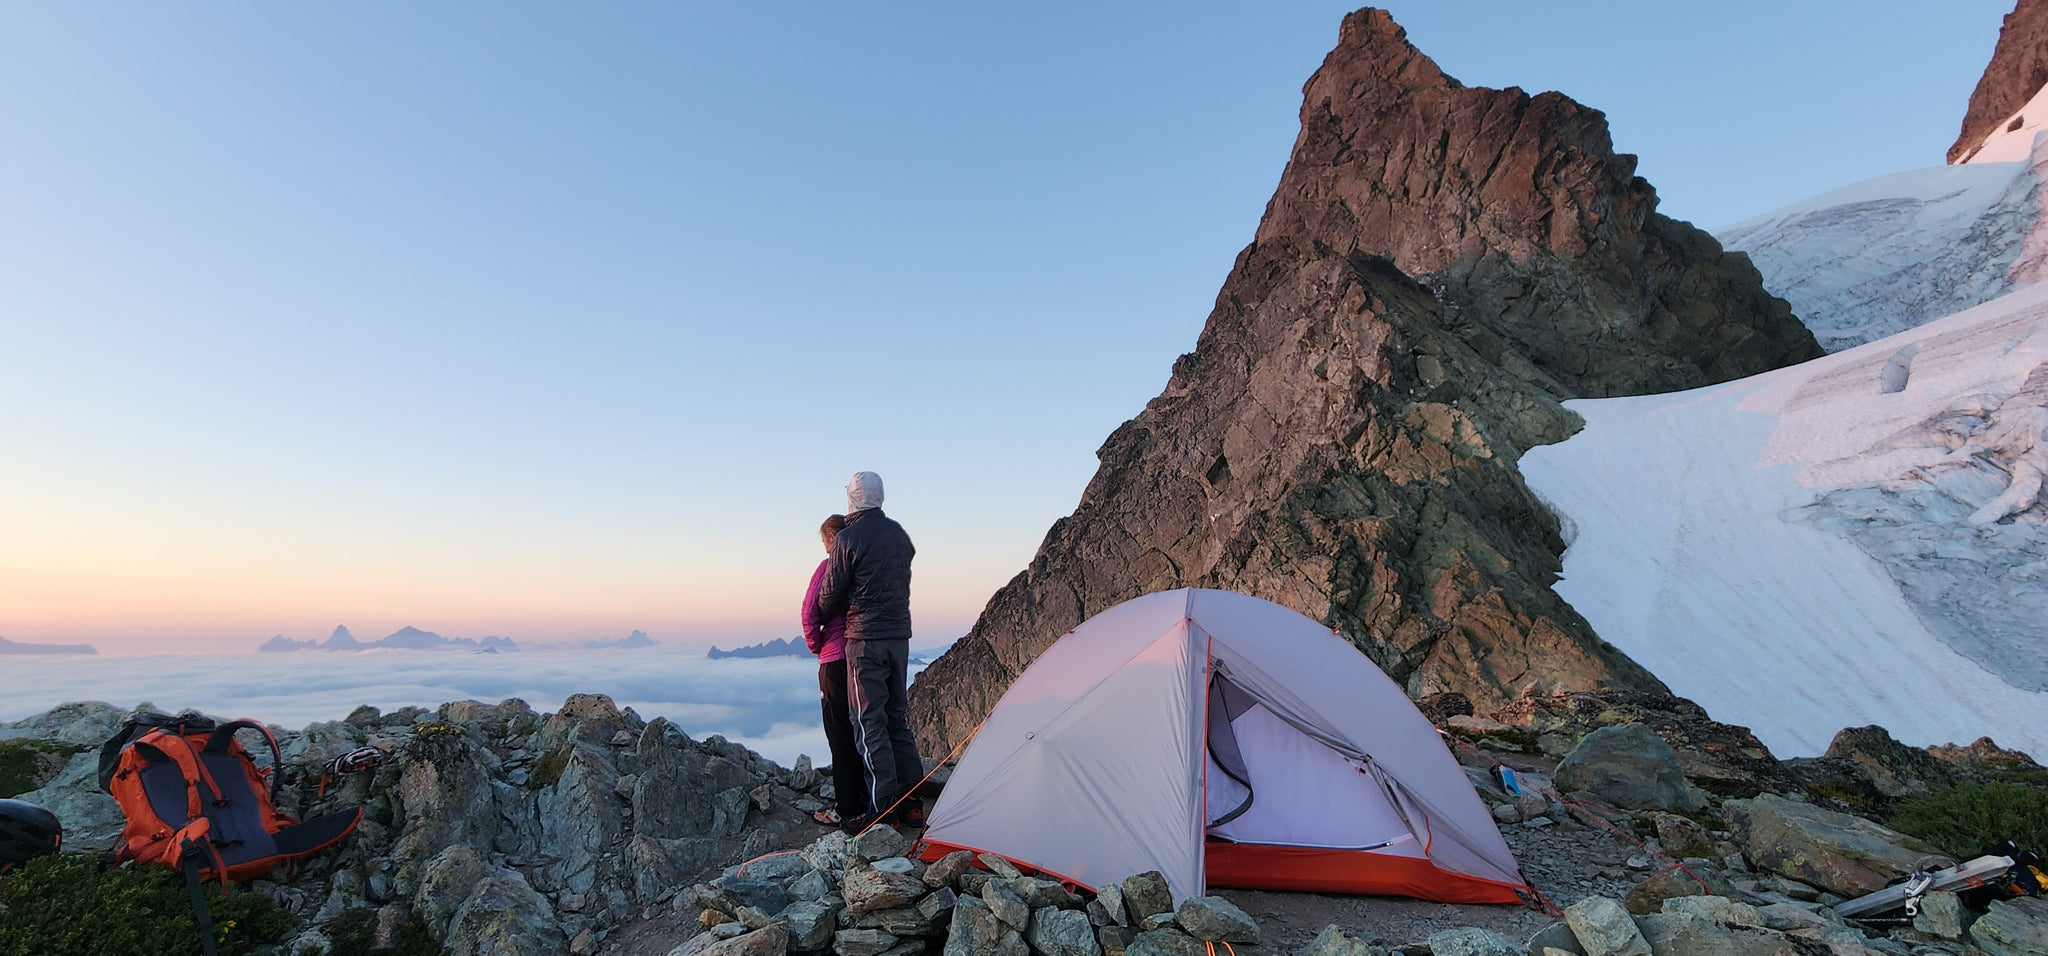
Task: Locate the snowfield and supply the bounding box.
[1523,281,2048,759]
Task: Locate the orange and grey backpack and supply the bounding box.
[98,711,362,954]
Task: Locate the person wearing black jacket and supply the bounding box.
[811,470,924,831]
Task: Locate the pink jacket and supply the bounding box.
[802,559,848,663]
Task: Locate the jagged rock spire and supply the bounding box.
[908,8,1821,755]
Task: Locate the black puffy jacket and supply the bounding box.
[812,508,915,642]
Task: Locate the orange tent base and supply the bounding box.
[1204,841,1528,904]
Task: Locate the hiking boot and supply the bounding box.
[883,800,926,830]
[838,812,876,835]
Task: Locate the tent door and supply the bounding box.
[1203,673,1418,853]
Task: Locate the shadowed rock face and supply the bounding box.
[908,8,1821,755]
[1952,0,2048,164]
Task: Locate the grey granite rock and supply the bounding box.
[1174,895,1260,944]
[781,899,839,952]
[1027,905,1103,956]
[983,880,1031,931]
[1725,793,1946,897]
[1554,724,1704,812]
[1426,927,1520,956]
[923,850,972,888]
[1119,872,1174,932]
[832,928,899,956]
[1969,895,2048,956]
[843,865,929,916]
[1564,895,1649,956]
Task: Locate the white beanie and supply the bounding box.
[846,471,884,512]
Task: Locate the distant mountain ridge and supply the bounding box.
[706,637,807,659]
[0,635,96,656]
[256,626,664,653]
[258,625,520,653]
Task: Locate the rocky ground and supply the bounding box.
[5,689,2048,955]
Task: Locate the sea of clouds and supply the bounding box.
[0,648,939,768]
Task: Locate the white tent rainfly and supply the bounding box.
[916,588,1531,906]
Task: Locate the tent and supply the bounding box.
[917,588,1530,906]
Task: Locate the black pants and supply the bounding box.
[818,658,869,819]
[846,637,924,813]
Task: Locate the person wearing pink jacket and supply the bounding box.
[802,514,869,828]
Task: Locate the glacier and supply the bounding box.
[1716,156,2039,352]
[1523,281,2048,758]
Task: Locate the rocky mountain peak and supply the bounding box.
[1259,8,1818,397]
[907,8,1820,757]
[1951,0,2048,164]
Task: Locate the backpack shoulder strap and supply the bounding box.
[206,719,282,801]
[97,720,145,793]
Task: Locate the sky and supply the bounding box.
[0,1,2021,653]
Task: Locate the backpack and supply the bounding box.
[97,711,362,883]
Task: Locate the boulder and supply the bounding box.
[447,871,566,956]
[843,865,928,916]
[917,886,958,922]
[1970,895,2048,956]
[635,766,715,838]
[740,852,814,885]
[1630,913,1806,956]
[11,751,121,852]
[1911,889,1966,939]
[853,825,910,862]
[978,852,1023,880]
[1095,881,1128,926]
[832,928,898,956]
[1525,921,1585,955]
[870,857,917,876]
[1659,896,1762,928]
[1119,872,1174,931]
[1492,692,1793,799]
[945,896,1007,956]
[700,877,789,918]
[854,905,938,937]
[0,701,125,745]
[1010,876,1075,908]
[802,831,857,876]
[1723,793,1946,897]
[1028,906,1104,956]
[781,899,839,952]
[1622,867,1736,917]
[696,923,790,956]
[1823,726,1955,799]
[789,868,834,903]
[1174,895,1260,944]
[982,880,1031,931]
[1752,904,1829,934]
[1563,895,1649,956]
[1427,927,1520,956]
[1301,924,1381,956]
[1124,929,1211,956]
[1554,724,1704,812]
[1649,813,1721,859]
[388,733,501,894]
[923,850,973,888]
[1097,925,1138,956]
[414,844,491,939]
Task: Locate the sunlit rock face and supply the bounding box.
[1951,0,2048,165]
[909,8,1822,755]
